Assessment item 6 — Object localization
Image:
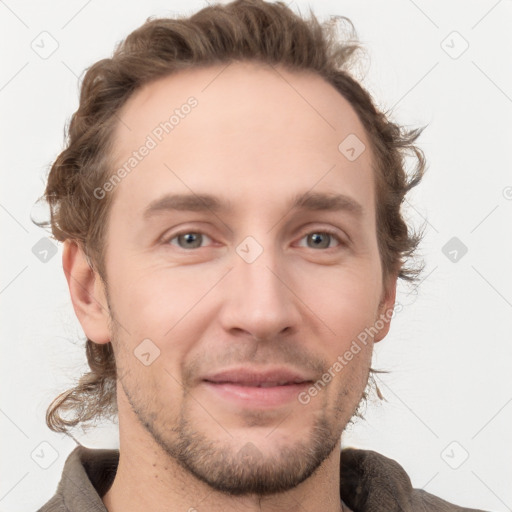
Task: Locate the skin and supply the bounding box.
[64,61,397,512]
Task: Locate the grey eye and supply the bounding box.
[172,232,206,249]
[306,232,335,249]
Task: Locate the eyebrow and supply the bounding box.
[143,191,364,220]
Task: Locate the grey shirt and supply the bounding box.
[36,445,490,512]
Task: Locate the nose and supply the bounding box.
[217,241,302,342]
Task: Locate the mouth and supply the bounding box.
[201,367,314,408]
[206,381,308,387]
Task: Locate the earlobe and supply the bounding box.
[62,240,111,344]
[373,274,398,343]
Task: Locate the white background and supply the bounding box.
[1,1,511,510]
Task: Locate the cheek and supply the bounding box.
[109,263,222,349]
[298,266,381,338]
[296,266,380,392]
[108,268,200,396]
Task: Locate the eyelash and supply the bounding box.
[164,228,346,251]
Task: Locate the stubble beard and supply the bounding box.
[120,372,360,497]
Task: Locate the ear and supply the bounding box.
[62,239,111,344]
[373,273,398,343]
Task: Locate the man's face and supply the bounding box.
[99,61,395,494]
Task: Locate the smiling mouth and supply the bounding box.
[200,366,315,407]
[202,380,312,408]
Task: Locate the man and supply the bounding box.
[36,1,488,511]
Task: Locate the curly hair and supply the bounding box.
[35,0,426,434]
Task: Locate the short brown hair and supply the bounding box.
[36,0,426,434]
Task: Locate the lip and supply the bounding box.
[201,366,314,408]
[202,366,314,386]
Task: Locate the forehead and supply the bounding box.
[109,61,374,219]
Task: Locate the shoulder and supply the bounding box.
[36,493,66,512]
[35,444,118,512]
[339,447,491,512]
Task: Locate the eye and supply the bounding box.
[297,230,343,250]
[164,229,345,251]
[167,231,213,250]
